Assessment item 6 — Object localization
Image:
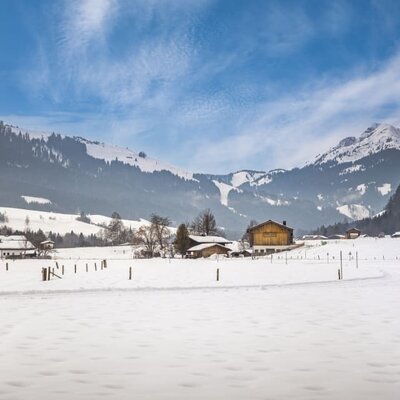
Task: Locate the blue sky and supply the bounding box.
[1,0,400,173]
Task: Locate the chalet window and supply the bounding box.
[263,232,277,237]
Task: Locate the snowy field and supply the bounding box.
[1,238,399,399]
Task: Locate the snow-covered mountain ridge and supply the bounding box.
[1,121,400,232]
[9,124,195,181]
[313,123,400,165]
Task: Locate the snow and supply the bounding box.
[9,124,196,182]
[82,140,196,181]
[337,204,371,220]
[212,180,235,206]
[314,123,400,165]
[0,207,150,236]
[256,194,290,206]
[189,235,231,244]
[187,243,227,252]
[21,195,52,205]
[356,184,367,195]
[377,183,392,196]
[0,238,400,399]
[230,171,265,187]
[339,164,365,175]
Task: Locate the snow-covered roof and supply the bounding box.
[189,235,231,244]
[0,240,36,250]
[0,235,36,250]
[187,243,229,252]
[392,232,400,237]
[0,235,28,242]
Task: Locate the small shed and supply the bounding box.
[346,228,361,239]
[187,243,230,259]
[392,232,400,238]
[40,240,55,250]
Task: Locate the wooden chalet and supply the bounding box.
[346,228,361,239]
[247,220,297,255]
[187,243,230,259]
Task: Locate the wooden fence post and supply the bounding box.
[95,262,97,271]
[56,261,59,269]
[47,267,51,281]
[86,263,88,272]
[6,262,8,271]
[42,268,47,281]
[129,267,132,280]
[74,264,77,274]
[340,251,343,280]
[338,269,341,280]
[216,268,220,281]
[62,265,64,275]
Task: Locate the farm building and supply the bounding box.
[188,234,231,248]
[0,235,36,258]
[187,243,230,259]
[391,232,400,238]
[346,228,361,239]
[40,240,55,251]
[247,220,298,255]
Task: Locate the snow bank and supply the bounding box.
[21,195,52,205]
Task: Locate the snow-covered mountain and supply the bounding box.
[313,123,400,165]
[1,121,400,236]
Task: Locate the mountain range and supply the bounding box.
[1,121,399,237]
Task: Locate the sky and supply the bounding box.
[1,0,400,174]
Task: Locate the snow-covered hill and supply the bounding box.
[0,207,150,235]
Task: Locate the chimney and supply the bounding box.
[283,220,287,226]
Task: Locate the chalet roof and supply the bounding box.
[40,240,55,244]
[392,232,400,237]
[247,220,293,232]
[187,243,229,252]
[189,235,231,244]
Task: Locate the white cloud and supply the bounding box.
[187,53,400,172]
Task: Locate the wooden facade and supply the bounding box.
[187,244,230,259]
[346,228,361,239]
[248,220,293,247]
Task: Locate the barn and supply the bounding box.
[247,220,296,255]
[346,228,361,239]
[187,243,230,259]
[0,235,36,258]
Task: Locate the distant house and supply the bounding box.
[392,232,400,238]
[40,240,55,251]
[186,235,231,258]
[346,228,361,239]
[187,243,230,259]
[247,220,297,255]
[0,235,36,258]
